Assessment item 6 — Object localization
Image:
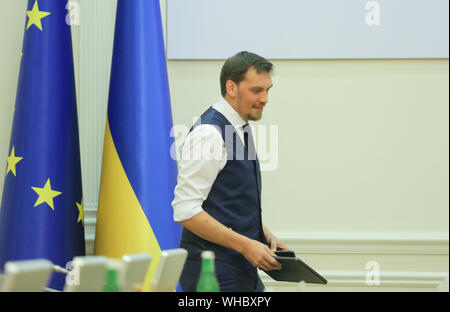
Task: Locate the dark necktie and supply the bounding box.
[243,123,257,161]
[243,123,262,207]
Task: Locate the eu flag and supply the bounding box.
[94,0,182,291]
[0,0,85,290]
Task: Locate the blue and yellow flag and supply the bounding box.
[0,0,85,290]
[94,0,182,290]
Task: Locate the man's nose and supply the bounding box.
[260,91,269,104]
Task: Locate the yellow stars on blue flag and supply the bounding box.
[6,145,83,224]
[31,178,62,211]
[0,1,86,274]
[26,0,51,31]
[76,201,84,226]
[6,147,23,177]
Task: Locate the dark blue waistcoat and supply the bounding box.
[180,107,266,270]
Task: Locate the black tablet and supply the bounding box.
[263,256,328,284]
[275,250,296,258]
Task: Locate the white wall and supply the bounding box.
[0,0,448,292]
[166,0,449,59]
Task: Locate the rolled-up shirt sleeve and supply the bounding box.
[172,124,227,222]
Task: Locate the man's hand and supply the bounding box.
[178,213,287,271]
[263,225,289,251]
[178,211,281,271]
[241,239,281,271]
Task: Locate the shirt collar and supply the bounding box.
[212,97,247,129]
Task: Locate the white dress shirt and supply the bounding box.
[172,97,249,222]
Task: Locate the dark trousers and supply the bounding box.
[180,258,265,292]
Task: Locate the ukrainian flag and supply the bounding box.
[0,0,85,290]
[94,0,182,290]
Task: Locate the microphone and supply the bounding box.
[52,265,69,274]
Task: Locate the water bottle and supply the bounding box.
[196,251,220,292]
[104,268,120,292]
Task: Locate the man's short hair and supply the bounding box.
[220,51,273,97]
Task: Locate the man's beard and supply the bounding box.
[237,94,262,121]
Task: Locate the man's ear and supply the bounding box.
[226,80,237,98]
